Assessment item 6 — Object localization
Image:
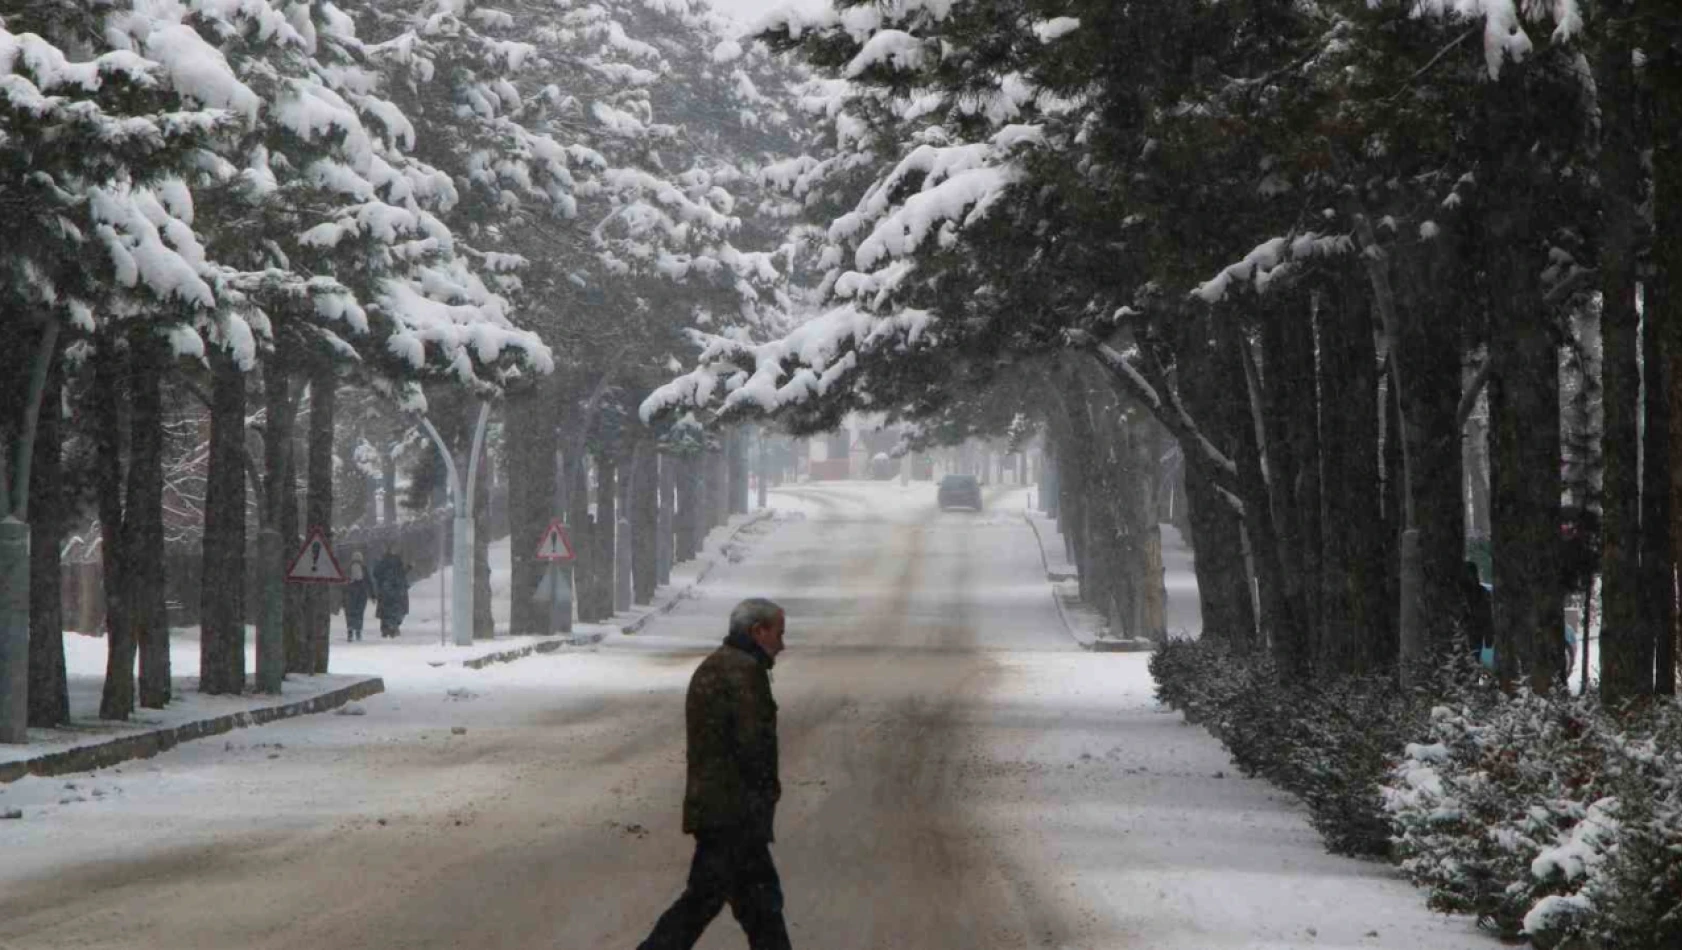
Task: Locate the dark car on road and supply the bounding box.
[937,474,982,511]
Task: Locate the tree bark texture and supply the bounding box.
[657,450,675,586]
[281,409,306,675]
[1221,322,1305,676]
[199,347,247,694]
[28,355,67,727]
[675,453,698,563]
[1257,295,1321,672]
[1483,71,1565,692]
[505,386,557,636]
[1174,321,1259,649]
[471,414,494,640]
[1393,243,1471,660]
[257,356,297,693]
[1653,36,1682,695]
[127,332,171,709]
[632,440,657,604]
[1644,282,1676,695]
[1598,10,1651,699]
[381,448,397,526]
[306,368,335,671]
[592,452,617,621]
[565,452,593,620]
[727,427,748,516]
[95,343,134,720]
[713,449,729,530]
[1315,277,1391,673]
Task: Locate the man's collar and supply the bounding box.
[723,629,774,670]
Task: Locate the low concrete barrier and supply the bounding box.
[0,677,385,784]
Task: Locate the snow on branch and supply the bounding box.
[1068,329,1240,486]
[1403,0,1584,79]
[1191,231,1355,304]
[640,304,933,423]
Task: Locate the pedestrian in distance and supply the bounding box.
[372,545,409,638]
[343,550,370,642]
[1458,560,1494,664]
[637,598,792,950]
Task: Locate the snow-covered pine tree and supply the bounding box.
[1,1,241,725]
[356,0,809,631]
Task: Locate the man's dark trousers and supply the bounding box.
[638,833,792,950]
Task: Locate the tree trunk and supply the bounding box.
[1129,417,1168,641]
[257,355,296,693]
[1258,295,1322,671]
[679,453,702,562]
[505,386,557,635]
[306,368,336,671]
[1224,322,1305,676]
[95,343,134,720]
[128,332,170,709]
[473,451,494,639]
[727,428,748,515]
[1644,282,1675,695]
[28,355,68,727]
[1598,10,1651,699]
[1316,277,1390,674]
[1174,322,1258,649]
[632,440,657,604]
[1484,90,1565,691]
[593,452,617,620]
[282,408,306,675]
[657,450,675,586]
[199,347,247,694]
[564,452,591,620]
[381,447,397,525]
[1653,34,1682,695]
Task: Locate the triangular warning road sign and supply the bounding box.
[536,519,576,562]
[287,527,347,584]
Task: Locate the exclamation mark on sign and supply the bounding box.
[311,542,322,572]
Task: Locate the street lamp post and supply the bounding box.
[416,402,491,647]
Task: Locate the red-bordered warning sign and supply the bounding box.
[286,527,347,584]
[536,519,576,562]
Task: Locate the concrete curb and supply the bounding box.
[460,509,778,665]
[0,677,385,785]
[622,508,776,636]
[1019,506,1077,582]
[461,637,580,669]
[1020,511,1155,654]
[1021,511,1092,651]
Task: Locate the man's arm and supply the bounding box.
[734,670,781,816]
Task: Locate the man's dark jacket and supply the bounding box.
[683,631,780,842]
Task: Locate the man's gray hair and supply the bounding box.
[729,598,784,638]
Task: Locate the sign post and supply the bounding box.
[535,519,576,636]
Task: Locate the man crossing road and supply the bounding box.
[637,598,792,950]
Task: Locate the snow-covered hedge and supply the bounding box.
[1385,691,1682,947]
[1152,639,1682,946]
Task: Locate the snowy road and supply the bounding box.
[0,483,1484,950]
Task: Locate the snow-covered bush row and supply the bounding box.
[1386,689,1682,948]
[1154,638,1682,946]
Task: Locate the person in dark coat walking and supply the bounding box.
[372,546,409,638]
[638,598,791,950]
[1459,561,1493,662]
[343,550,370,641]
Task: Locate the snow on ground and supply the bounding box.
[5,510,767,770]
[2,481,1491,950]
